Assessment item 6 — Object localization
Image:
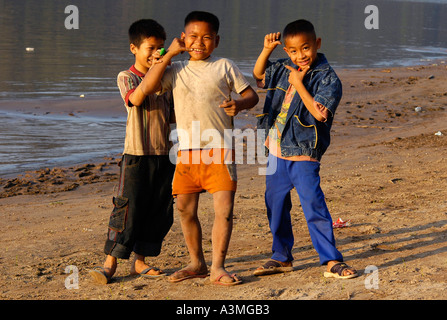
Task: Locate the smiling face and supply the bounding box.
[130,36,165,73]
[283,33,321,69]
[181,21,219,61]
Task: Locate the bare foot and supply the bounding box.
[103,255,117,278]
[325,261,358,279]
[89,255,117,284]
[130,255,165,276]
[210,267,242,286]
[168,264,208,283]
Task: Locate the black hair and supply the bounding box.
[128,19,166,47]
[184,11,220,34]
[283,19,316,41]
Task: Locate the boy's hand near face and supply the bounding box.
[284,64,310,86]
[284,64,327,122]
[151,49,165,67]
[151,38,187,64]
[166,38,188,57]
[140,38,188,96]
[152,38,188,65]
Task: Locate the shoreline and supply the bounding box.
[0,95,126,119]
[1,58,445,116]
[1,62,447,300]
[0,98,126,179]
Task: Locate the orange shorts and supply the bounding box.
[172,149,237,196]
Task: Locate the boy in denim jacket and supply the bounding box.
[252,20,358,279]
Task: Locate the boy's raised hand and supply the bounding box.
[264,32,282,51]
[253,32,282,82]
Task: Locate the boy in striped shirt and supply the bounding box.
[89,19,175,284]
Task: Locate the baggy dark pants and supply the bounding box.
[104,154,175,259]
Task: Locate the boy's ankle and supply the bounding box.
[104,255,117,270]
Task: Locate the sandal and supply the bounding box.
[131,266,167,279]
[253,260,294,276]
[89,266,112,284]
[324,262,358,279]
[212,273,242,286]
[168,269,208,283]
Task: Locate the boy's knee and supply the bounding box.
[216,209,233,222]
[176,196,198,219]
[176,201,190,215]
[214,201,234,220]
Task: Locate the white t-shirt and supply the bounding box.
[159,56,250,150]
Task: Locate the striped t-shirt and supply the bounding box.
[117,65,173,156]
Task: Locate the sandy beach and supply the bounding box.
[1,62,446,301]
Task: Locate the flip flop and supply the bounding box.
[140,266,167,278]
[212,273,242,286]
[89,266,112,285]
[132,266,167,279]
[253,260,294,276]
[323,262,359,279]
[168,269,208,283]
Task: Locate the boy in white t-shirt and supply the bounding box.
[140,11,258,286]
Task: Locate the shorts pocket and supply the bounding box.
[108,196,129,232]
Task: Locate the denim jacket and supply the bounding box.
[256,53,342,161]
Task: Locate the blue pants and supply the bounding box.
[265,155,343,265]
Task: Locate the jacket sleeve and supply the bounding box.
[313,70,342,118]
